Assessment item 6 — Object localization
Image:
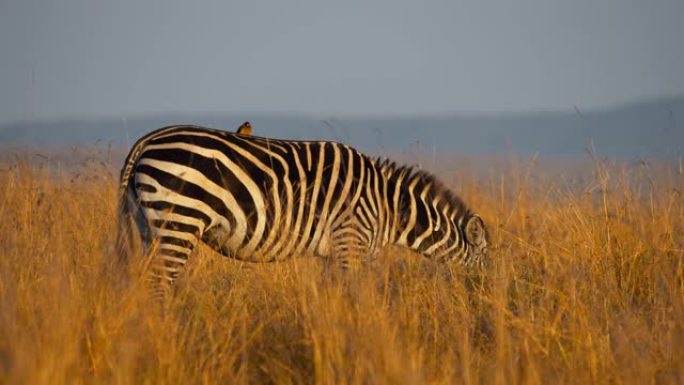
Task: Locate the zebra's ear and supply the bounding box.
[465,215,486,246]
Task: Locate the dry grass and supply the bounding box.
[0,153,683,385]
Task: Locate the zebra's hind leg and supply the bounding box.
[144,219,202,304]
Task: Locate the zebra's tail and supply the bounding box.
[105,148,144,290]
[113,128,161,266]
[114,183,137,266]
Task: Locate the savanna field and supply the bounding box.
[0,149,683,384]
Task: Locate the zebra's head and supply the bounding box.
[461,214,488,267]
[381,162,489,267]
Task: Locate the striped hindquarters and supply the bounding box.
[124,126,371,263]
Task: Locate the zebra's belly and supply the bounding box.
[200,226,266,262]
[200,224,334,262]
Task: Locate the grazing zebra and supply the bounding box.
[116,125,488,298]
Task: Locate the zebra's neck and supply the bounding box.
[379,160,470,260]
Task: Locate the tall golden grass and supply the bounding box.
[0,153,682,384]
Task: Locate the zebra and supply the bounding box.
[115,125,488,298]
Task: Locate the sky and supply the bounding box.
[1,0,683,125]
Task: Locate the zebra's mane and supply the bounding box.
[375,158,470,217]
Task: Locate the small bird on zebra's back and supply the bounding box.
[115,125,488,301]
[236,121,252,135]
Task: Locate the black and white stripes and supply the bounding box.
[116,125,487,296]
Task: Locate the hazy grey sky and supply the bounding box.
[1,0,683,124]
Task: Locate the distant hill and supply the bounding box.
[1,96,682,158]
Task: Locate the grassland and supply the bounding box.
[0,152,682,384]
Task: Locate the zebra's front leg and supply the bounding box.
[330,223,377,270]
